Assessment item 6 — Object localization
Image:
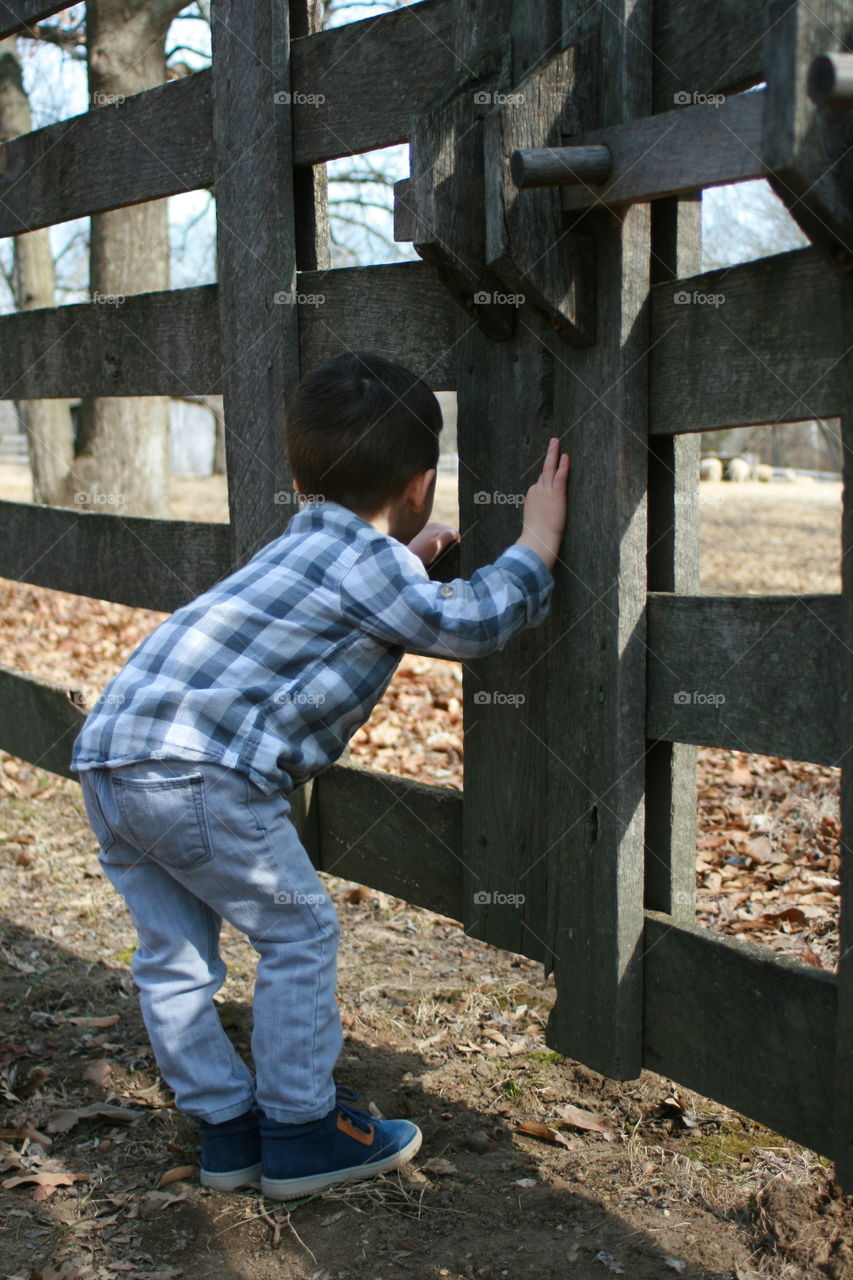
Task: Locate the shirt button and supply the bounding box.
[439,584,454,597]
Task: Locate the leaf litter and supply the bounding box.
[0,474,850,1278]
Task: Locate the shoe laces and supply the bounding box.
[334,1085,374,1135]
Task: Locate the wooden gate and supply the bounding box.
[0,0,851,1184]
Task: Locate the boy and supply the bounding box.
[71,351,570,1201]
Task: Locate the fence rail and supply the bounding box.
[0,265,456,401]
[646,593,845,764]
[650,248,849,434]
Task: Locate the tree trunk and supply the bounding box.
[0,38,74,505]
[67,0,186,518]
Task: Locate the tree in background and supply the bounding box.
[2,1,190,514]
[0,36,74,504]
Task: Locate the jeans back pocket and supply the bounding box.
[80,769,116,853]
[113,770,214,872]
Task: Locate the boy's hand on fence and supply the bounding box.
[408,521,461,567]
[514,437,570,573]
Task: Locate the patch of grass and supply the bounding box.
[685,1121,786,1168]
[500,1074,523,1101]
[524,1049,563,1065]
[114,946,135,964]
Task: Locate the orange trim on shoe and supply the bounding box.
[336,1111,374,1145]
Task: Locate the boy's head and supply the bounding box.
[285,351,443,522]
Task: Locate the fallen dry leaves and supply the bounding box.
[514,1120,576,1151]
[44,1103,142,1134]
[1,1169,89,1201]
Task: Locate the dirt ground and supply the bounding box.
[0,468,849,1280]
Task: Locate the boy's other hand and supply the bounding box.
[408,521,461,567]
[514,437,571,573]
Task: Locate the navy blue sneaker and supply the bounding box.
[197,1105,262,1191]
[259,1087,422,1200]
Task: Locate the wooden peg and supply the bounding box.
[807,51,853,107]
[509,143,612,189]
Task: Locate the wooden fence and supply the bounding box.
[0,0,851,1185]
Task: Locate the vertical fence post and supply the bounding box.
[211,0,299,569]
[443,0,648,1078]
[538,0,653,1078]
[210,0,324,848]
[645,194,701,920]
[836,279,853,1188]
[447,0,579,973]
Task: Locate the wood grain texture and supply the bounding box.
[530,0,652,1079]
[645,195,701,920]
[0,72,212,238]
[291,0,454,163]
[211,0,301,570]
[0,1,69,40]
[644,911,837,1158]
[650,248,850,434]
[409,31,517,340]
[0,286,220,400]
[0,663,86,779]
[763,0,853,273]
[417,0,571,977]
[560,88,765,211]
[834,287,853,1187]
[312,762,463,919]
[0,498,232,610]
[646,593,846,766]
[0,267,457,402]
[297,263,458,390]
[652,0,765,112]
[484,42,596,344]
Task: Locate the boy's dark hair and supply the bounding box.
[285,351,442,517]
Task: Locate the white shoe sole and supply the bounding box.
[260,1127,423,1200]
[199,1161,262,1192]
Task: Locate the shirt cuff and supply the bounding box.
[493,543,554,621]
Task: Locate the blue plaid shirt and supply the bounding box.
[70,499,554,795]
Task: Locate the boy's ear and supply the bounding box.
[410,467,436,512]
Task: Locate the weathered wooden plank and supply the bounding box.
[560,89,765,211]
[289,0,330,276]
[0,72,212,239]
[297,263,457,391]
[0,664,85,779]
[763,0,853,273]
[653,0,765,113]
[0,499,232,610]
[409,30,517,341]
[834,294,853,1187]
[312,762,463,918]
[0,267,456,401]
[646,593,845,767]
[533,0,651,1078]
[484,42,596,344]
[0,286,220,401]
[0,1,68,41]
[404,0,567,976]
[211,0,317,840]
[650,248,850,435]
[644,912,837,1158]
[291,0,454,164]
[645,195,701,920]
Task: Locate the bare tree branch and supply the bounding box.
[18,22,86,54]
[142,0,194,28]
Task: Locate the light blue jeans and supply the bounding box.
[78,759,342,1124]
